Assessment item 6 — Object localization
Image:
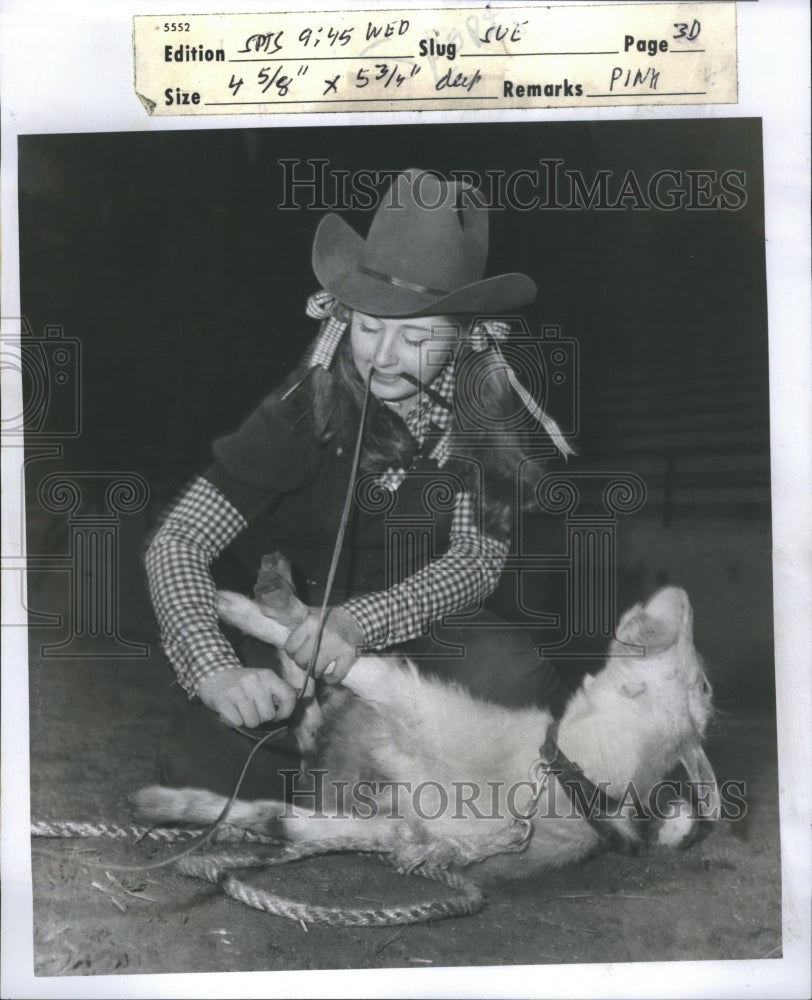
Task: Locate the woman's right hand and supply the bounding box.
[197,667,297,728]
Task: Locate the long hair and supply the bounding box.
[448,334,548,536]
[296,317,547,537]
[309,334,418,470]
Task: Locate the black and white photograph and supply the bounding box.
[2,4,810,999]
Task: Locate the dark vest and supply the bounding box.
[205,388,455,604]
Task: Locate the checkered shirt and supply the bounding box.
[342,490,508,648]
[145,477,249,695]
[146,376,508,694]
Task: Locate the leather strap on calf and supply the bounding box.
[539,721,639,854]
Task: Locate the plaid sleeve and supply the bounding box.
[144,476,248,696]
[341,493,509,648]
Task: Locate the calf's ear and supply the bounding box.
[619,586,693,653]
[617,609,680,654]
[613,587,693,655]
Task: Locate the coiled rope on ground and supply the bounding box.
[31,820,485,926]
[177,841,485,926]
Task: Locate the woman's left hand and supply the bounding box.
[284,606,365,684]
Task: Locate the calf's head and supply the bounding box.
[614,587,718,820]
[571,587,719,828]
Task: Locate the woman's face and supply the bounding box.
[349,311,458,410]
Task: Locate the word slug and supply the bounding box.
[419,37,457,61]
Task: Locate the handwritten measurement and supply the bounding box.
[354,63,420,89]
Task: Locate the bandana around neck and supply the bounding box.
[372,363,455,491]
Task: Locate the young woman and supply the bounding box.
[146,169,572,796]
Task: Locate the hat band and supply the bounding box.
[356,264,449,299]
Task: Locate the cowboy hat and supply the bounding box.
[311,169,537,317]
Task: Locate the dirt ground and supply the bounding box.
[25,643,783,982]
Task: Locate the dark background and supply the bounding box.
[18,118,772,705]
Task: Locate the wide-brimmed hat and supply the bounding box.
[311,169,537,317]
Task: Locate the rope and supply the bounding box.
[176,842,485,927]
[30,819,278,845]
[31,820,485,926]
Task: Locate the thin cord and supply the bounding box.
[42,726,290,873]
[301,367,374,691]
